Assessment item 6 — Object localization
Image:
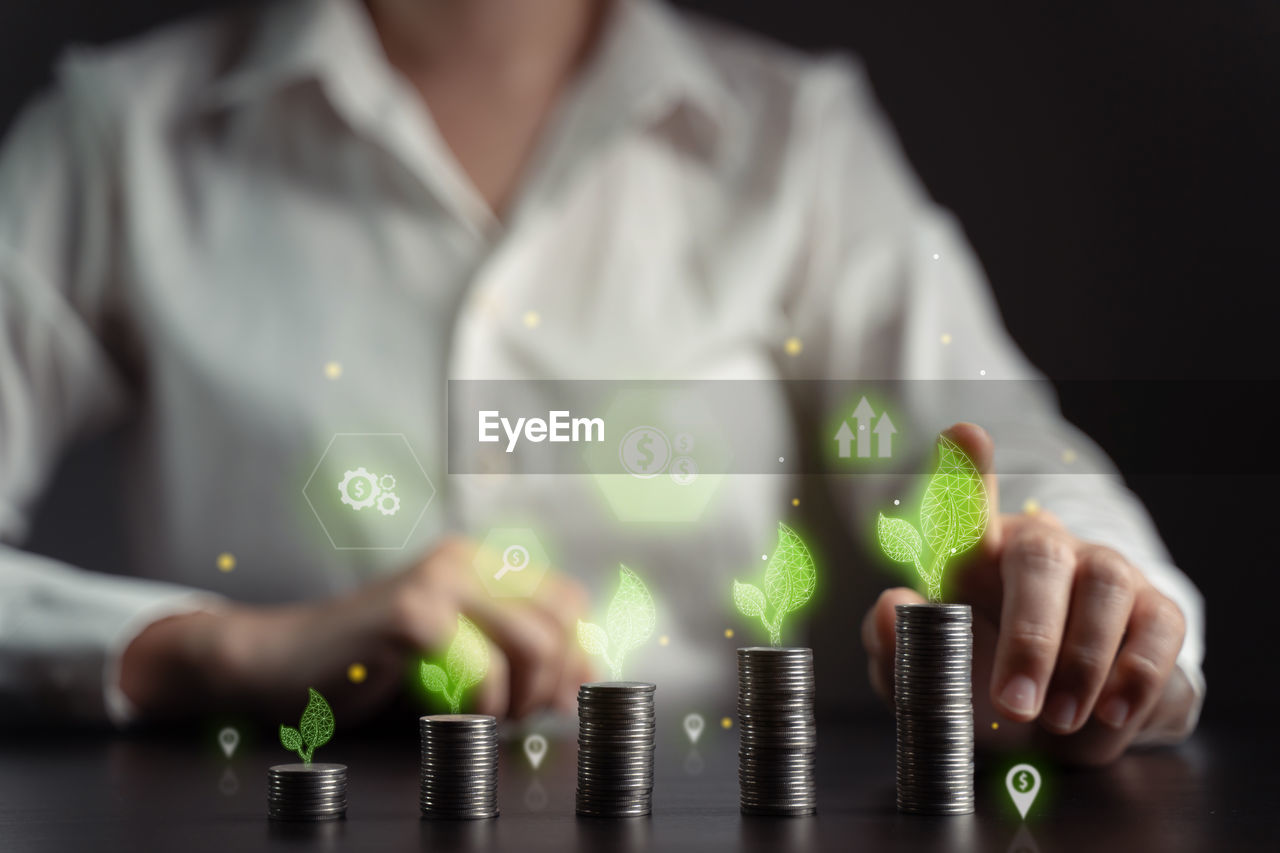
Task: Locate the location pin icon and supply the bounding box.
[683,713,705,744]
[524,733,547,770]
[1005,763,1042,819]
[218,726,240,759]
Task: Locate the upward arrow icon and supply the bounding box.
[851,397,876,458]
[873,412,897,458]
[834,421,854,458]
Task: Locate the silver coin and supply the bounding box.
[575,681,657,818]
[418,714,499,820]
[894,604,975,816]
[736,647,817,815]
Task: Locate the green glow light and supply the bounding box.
[876,435,989,601]
[420,615,490,713]
[732,522,816,646]
[577,565,656,679]
[278,687,334,765]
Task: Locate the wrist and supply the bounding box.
[119,609,226,718]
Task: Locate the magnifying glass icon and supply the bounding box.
[494,545,530,580]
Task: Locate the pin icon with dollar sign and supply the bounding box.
[524,733,548,770]
[218,726,240,759]
[1005,763,1042,819]
[683,713,705,744]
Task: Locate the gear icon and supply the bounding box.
[379,473,397,491]
[377,492,401,516]
[339,467,380,510]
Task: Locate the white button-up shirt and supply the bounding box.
[0,0,1203,726]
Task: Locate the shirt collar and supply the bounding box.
[196,0,740,148]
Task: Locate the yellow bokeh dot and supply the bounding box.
[784,337,803,356]
[659,635,670,646]
[324,361,343,380]
[347,663,367,684]
[991,722,999,730]
[940,332,953,345]
[522,310,541,329]
[1062,448,1078,464]
[724,628,734,639]
[216,552,236,572]
[791,498,800,507]
[1023,498,1041,515]
[721,717,733,729]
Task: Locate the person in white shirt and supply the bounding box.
[0,0,1201,765]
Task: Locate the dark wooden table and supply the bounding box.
[0,716,1273,852]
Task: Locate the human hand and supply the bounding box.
[861,423,1196,765]
[120,536,593,723]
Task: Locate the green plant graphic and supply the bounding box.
[577,565,656,680]
[733,522,817,646]
[420,615,491,713]
[279,687,334,765]
[877,435,989,600]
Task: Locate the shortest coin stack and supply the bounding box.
[419,714,499,819]
[737,647,817,816]
[267,763,348,821]
[575,682,657,818]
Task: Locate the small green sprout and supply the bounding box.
[733,522,817,646]
[577,565,656,680]
[420,615,490,713]
[877,435,989,601]
[279,687,334,765]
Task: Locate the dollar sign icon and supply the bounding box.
[1006,763,1041,819]
[669,456,698,486]
[674,432,693,453]
[619,426,671,478]
[353,480,366,498]
[636,432,655,471]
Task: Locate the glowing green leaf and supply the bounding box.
[763,523,816,618]
[733,580,767,620]
[299,688,334,753]
[874,435,990,601]
[419,662,448,694]
[920,436,989,561]
[279,725,302,753]
[605,566,656,659]
[446,615,489,694]
[876,513,923,565]
[733,523,818,646]
[577,620,609,657]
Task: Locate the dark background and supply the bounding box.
[2,1,1277,725]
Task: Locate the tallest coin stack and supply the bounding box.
[894,603,975,815]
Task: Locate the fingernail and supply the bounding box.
[1042,693,1078,732]
[1097,696,1130,729]
[998,675,1038,717]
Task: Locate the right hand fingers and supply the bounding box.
[460,592,576,718]
[471,640,510,718]
[390,538,589,718]
[989,524,1076,722]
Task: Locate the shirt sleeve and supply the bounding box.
[782,56,1205,738]
[0,67,219,727]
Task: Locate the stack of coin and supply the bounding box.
[419,714,499,819]
[575,682,656,817]
[266,763,348,821]
[737,647,817,816]
[894,603,975,815]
